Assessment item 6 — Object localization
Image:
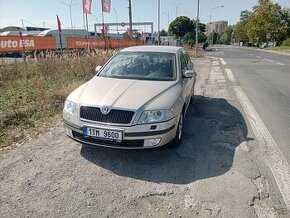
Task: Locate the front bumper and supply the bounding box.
[63,116,177,149]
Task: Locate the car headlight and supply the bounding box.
[138,109,173,124]
[64,100,78,117]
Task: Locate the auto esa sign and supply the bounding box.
[0,39,35,49]
[0,36,56,53]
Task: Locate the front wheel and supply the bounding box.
[169,113,184,148]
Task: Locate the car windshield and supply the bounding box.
[98,52,176,81]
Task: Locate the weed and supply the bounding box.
[0,49,116,149]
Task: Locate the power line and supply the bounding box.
[5,20,22,27]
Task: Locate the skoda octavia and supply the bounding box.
[63,46,196,149]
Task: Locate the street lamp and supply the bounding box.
[113,8,119,33]
[171,3,182,18]
[162,10,170,31]
[209,5,224,44]
[62,1,78,29]
[210,5,224,23]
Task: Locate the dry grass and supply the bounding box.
[0,49,116,150]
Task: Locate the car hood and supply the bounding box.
[79,76,177,110]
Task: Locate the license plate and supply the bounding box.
[83,127,123,141]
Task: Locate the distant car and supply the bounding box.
[63,46,196,149]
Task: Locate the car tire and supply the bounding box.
[169,112,184,148]
[190,92,194,105]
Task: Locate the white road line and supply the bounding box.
[276,62,285,66]
[225,68,237,83]
[219,58,227,65]
[224,67,290,209]
[249,54,254,56]
[264,58,274,63]
[256,55,262,58]
[233,86,290,209]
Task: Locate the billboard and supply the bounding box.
[67,37,143,49]
[0,36,56,53]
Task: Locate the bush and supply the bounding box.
[282,38,290,46]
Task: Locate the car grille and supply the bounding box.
[72,131,144,148]
[80,106,134,124]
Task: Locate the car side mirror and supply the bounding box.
[95,65,102,73]
[183,70,197,78]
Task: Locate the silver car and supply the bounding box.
[63,46,196,149]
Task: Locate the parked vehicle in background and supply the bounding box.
[38,29,89,49]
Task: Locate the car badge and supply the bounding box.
[100,106,110,115]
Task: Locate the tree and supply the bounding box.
[184,31,207,47]
[199,23,206,33]
[233,0,290,46]
[160,29,168,36]
[168,16,194,38]
[207,32,219,44]
[220,26,234,45]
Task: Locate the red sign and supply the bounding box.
[102,24,109,36]
[67,37,143,49]
[83,0,92,14]
[102,0,111,13]
[57,15,62,32]
[127,28,132,38]
[0,36,56,52]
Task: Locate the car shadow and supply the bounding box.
[80,95,248,184]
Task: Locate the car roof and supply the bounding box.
[120,45,183,54]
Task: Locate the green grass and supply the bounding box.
[265,46,290,53]
[0,49,115,150]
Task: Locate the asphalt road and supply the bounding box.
[206,46,290,165]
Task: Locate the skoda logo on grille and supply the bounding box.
[100,106,110,115]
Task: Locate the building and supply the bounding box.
[206,21,228,35]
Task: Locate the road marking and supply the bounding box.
[224,66,290,209]
[219,58,227,65]
[256,55,262,58]
[233,86,290,209]
[276,62,285,66]
[249,54,254,56]
[264,58,274,63]
[225,68,237,83]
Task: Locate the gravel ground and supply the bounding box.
[0,55,288,218]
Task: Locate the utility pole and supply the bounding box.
[158,0,160,45]
[129,0,133,39]
[195,0,200,45]
[62,1,78,29]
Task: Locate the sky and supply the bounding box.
[0,0,290,33]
